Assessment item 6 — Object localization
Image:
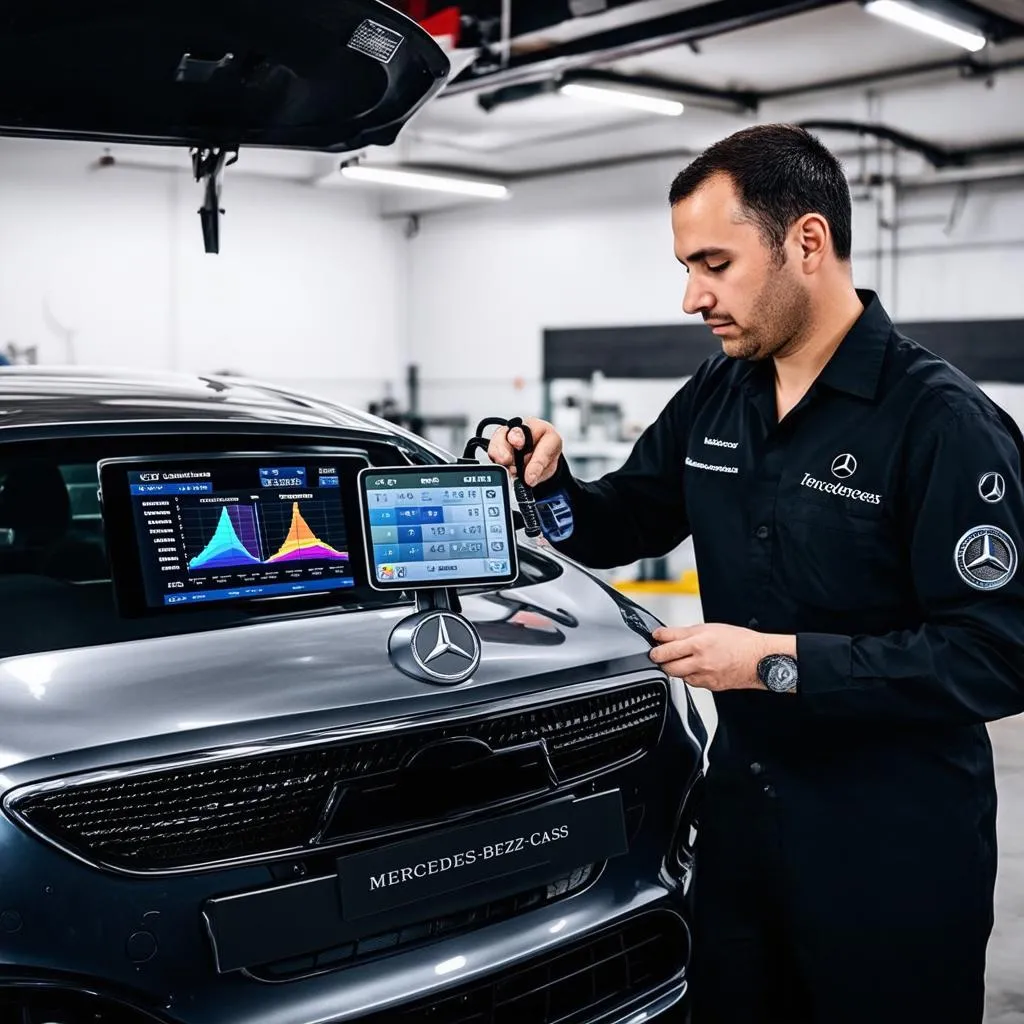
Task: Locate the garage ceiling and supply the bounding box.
[397,0,1024,163]
[27,0,1024,211]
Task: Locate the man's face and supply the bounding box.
[670,172,809,361]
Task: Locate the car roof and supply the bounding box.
[0,366,398,432]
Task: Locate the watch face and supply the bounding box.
[762,655,798,692]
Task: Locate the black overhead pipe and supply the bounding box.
[445,0,848,95]
[764,54,1024,101]
[796,121,955,168]
[477,53,1024,117]
[798,120,1024,169]
[472,127,1024,185]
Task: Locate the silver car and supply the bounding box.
[0,368,706,1023]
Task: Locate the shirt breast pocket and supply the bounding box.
[775,498,902,613]
[683,448,744,541]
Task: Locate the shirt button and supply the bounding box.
[755,525,770,539]
[763,784,776,799]
[749,762,764,776]
[748,617,759,629]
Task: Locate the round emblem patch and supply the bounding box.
[831,453,857,479]
[978,472,1006,504]
[954,525,1017,591]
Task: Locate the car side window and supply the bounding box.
[0,459,109,583]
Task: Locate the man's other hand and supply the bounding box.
[649,623,792,691]
[487,417,563,488]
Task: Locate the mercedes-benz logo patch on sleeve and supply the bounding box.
[955,525,1017,591]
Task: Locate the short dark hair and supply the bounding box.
[668,123,852,262]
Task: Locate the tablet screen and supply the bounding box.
[359,465,518,590]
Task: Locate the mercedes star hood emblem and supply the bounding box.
[389,609,482,685]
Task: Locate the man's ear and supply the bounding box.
[794,213,830,272]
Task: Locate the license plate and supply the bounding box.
[337,789,627,922]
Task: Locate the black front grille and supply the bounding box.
[359,911,687,1024]
[13,681,665,871]
[252,864,599,982]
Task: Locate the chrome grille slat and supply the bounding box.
[12,681,665,872]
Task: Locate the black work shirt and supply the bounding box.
[534,291,1024,871]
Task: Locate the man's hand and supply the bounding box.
[487,417,564,488]
[649,623,796,691]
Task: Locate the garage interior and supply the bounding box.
[2,0,1023,1020]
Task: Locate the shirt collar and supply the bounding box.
[730,289,893,402]
[815,289,893,401]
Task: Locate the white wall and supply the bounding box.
[406,157,1024,436]
[4,135,1023,448]
[0,139,409,412]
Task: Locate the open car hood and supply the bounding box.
[0,1,449,152]
[0,2,450,251]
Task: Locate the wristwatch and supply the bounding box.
[757,654,799,693]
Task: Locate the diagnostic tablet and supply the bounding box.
[358,464,519,590]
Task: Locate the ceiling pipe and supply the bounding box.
[887,159,1024,188]
[763,53,1024,100]
[798,119,1024,168]
[475,132,1024,185]
[471,52,1024,122]
[378,147,1024,220]
[443,0,848,96]
[797,120,955,166]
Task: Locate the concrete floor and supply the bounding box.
[637,594,1024,1022]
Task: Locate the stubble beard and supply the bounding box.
[723,261,812,362]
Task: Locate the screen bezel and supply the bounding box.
[98,451,372,617]
[357,463,520,592]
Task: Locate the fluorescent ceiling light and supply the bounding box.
[339,164,509,199]
[864,1,987,51]
[558,81,684,116]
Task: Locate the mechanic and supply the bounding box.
[487,124,1024,1024]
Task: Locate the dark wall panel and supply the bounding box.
[897,320,1024,382]
[544,320,1024,382]
[543,325,719,380]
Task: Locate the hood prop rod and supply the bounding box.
[191,146,238,254]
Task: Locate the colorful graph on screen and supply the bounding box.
[267,502,348,563]
[189,506,262,570]
[188,501,347,572]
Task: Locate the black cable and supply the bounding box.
[459,416,542,538]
